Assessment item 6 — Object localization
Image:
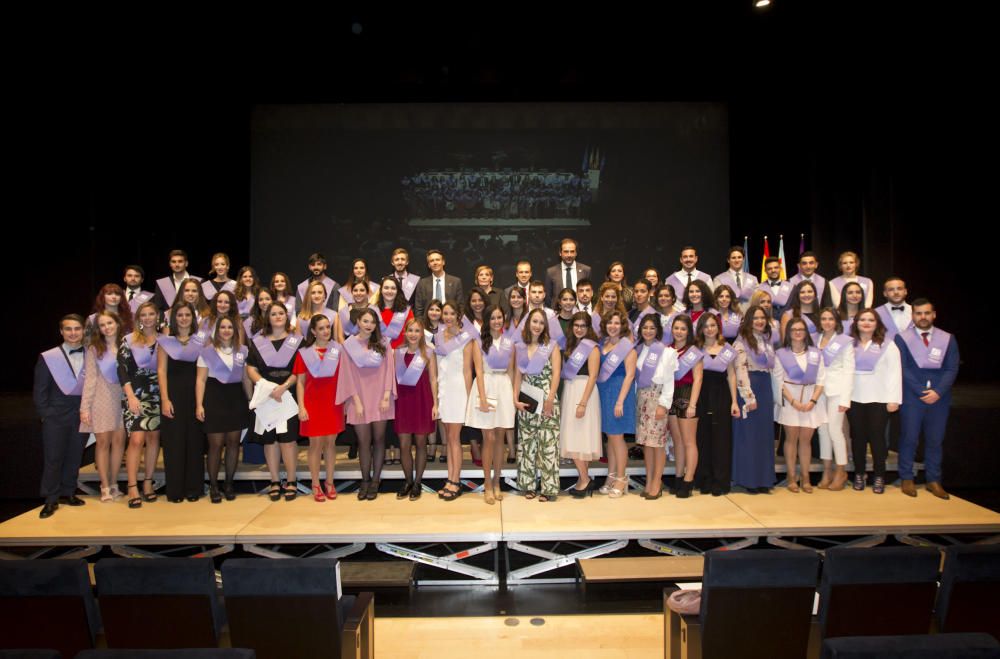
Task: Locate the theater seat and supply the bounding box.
[936,544,1000,640]
[821,633,1000,658]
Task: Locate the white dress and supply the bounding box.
[436,347,469,424]
[772,350,828,428]
[465,367,516,430]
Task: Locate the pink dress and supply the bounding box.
[79,346,124,433]
[334,337,398,424]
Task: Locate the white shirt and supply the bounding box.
[851,340,902,405]
[432,275,447,300]
[815,334,854,401]
[63,342,85,376]
[172,272,191,291]
[650,346,679,409]
[576,302,593,314]
[559,261,579,291]
[887,302,912,332]
[197,346,234,369]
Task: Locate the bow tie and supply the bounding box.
[891,306,905,311]
[69,347,84,354]
[769,281,780,286]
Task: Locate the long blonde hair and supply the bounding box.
[131,301,160,345]
[402,317,430,363]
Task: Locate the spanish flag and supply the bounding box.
[777,235,787,281]
[759,236,770,282]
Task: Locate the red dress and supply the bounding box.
[292,347,345,437]
[393,351,435,434]
[381,308,414,349]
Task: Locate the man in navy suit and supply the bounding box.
[33,315,89,518]
[895,298,960,499]
[413,249,464,319]
[544,238,591,306]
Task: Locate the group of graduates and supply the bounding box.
[32,239,959,518]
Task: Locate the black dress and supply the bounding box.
[118,339,160,433]
[161,355,204,499]
[694,355,734,494]
[203,347,249,434]
[247,338,299,444]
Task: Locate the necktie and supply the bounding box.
[686,272,692,286]
[128,290,135,301]
[435,278,443,302]
[69,347,84,354]
[891,306,904,311]
[921,332,930,347]
[564,265,572,290]
[735,272,741,289]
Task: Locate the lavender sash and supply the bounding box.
[485,336,515,370]
[237,297,254,318]
[740,337,775,369]
[300,343,342,378]
[398,273,420,300]
[435,324,475,357]
[252,334,301,368]
[300,308,336,330]
[549,314,566,350]
[562,338,597,380]
[783,311,817,334]
[901,327,951,370]
[338,304,377,336]
[242,316,257,339]
[841,318,854,335]
[343,335,387,368]
[720,311,741,339]
[790,273,826,301]
[764,281,793,307]
[395,348,428,385]
[41,347,85,396]
[716,271,756,302]
[658,313,679,345]
[876,304,911,341]
[157,333,205,362]
[591,310,604,334]
[817,333,852,367]
[128,290,154,314]
[201,279,235,301]
[702,344,737,373]
[630,306,656,336]
[596,338,634,383]
[201,345,247,384]
[339,282,377,306]
[777,347,821,385]
[124,334,157,370]
[280,297,296,318]
[516,341,555,376]
[97,347,119,384]
[380,308,411,340]
[635,341,666,388]
[156,277,180,308]
[674,346,705,380]
[297,276,338,308]
[853,340,888,373]
[665,271,711,297]
[831,275,872,302]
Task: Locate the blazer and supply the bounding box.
[544,261,591,306]
[413,273,464,320]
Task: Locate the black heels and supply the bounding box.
[569,479,595,499]
[127,482,142,509]
[142,478,158,502]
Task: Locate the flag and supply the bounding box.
[742,236,750,273]
[778,235,787,281]
[759,236,770,281]
[799,233,805,256]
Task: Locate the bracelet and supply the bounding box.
[809,398,818,404]
[577,403,585,407]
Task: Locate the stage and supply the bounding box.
[2,487,997,585]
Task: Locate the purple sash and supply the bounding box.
[300,343,342,378]
[237,296,254,318]
[399,273,420,300]
[485,336,515,370]
[252,334,301,368]
[817,333,851,367]
[789,273,826,302]
[591,310,604,334]
[504,318,524,343]
[343,335,388,368]
[157,333,205,362]
[739,337,775,369]
[201,345,247,384]
[380,308,411,341]
[665,271,711,297]
[759,281,792,307]
[777,347,821,385]
[201,279,235,301]
[338,304,377,336]
[830,275,872,304]
[128,290,154,314]
[596,338,635,383]
[658,313,679,345]
[635,341,666,388]
[242,316,258,340]
[702,344,737,373]
[41,347,85,396]
[876,304,912,342]
[549,314,566,350]
[297,276,338,308]
[300,308,336,330]
[841,318,854,335]
[435,324,475,357]
[783,310,816,334]
[720,311,741,339]
[279,296,296,318]
[95,345,120,384]
[395,348,429,386]
[124,334,157,370]
[630,306,656,336]
[562,338,597,379]
[853,340,888,373]
[674,346,705,380]
[339,282,378,306]
[156,277,181,308]
[901,327,951,370]
[716,271,756,302]
[516,341,555,376]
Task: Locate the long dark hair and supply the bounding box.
[564,311,599,354]
[849,308,887,346]
[464,287,489,324]
[781,317,815,349]
[250,288,274,336]
[234,266,260,302]
[670,314,694,350]
[354,307,386,355]
[738,304,772,354]
[378,276,408,313]
[89,310,124,357]
[92,283,133,333]
[480,305,507,352]
[521,308,551,346]
[683,279,716,312]
[168,302,198,337]
[837,281,865,322]
[302,313,333,348]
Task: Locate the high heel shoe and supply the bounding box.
[127,482,142,509]
[224,480,236,501]
[100,486,113,503]
[676,480,693,499]
[325,481,337,500]
[569,479,594,499]
[608,475,628,499]
[142,478,158,502]
[358,480,370,500]
[366,480,379,500]
[268,481,281,502]
[312,483,326,502]
[284,481,298,501]
[210,484,222,504]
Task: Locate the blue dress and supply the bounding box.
[731,370,775,489]
[597,349,636,435]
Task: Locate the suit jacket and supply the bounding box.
[895,329,960,404]
[544,261,591,306]
[33,352,83,421]
[413,273,464,320]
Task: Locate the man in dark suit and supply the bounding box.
[501,260,533,314]
[413,249,465,319]
[33,314,89,518]
[123,265,155,314]
[895,299,960,499]
[151,249,201,310]
[544,238,591,306]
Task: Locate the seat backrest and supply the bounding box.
[76,650,257,659]
[221,559,344,659]
[0,559,99,658]
[820,632,1000,659]
[700,550,820,659]
[937,544,1000,639]
[819,546,940,638]
[0,650,62,659]
[94,557,222,649]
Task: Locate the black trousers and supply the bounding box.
[162,414,205,499]
[40,413,87,503]
[847,402,889,479]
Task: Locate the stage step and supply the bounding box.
[341,560,415,588]
[578,556,704,584]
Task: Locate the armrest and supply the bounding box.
[341,591,375,659]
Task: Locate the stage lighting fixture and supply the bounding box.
[755,0,771,7]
